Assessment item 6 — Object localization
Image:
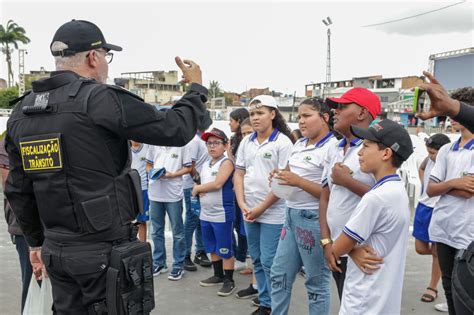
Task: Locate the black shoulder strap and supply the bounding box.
[106,85,144,102]
[9,91,32,106]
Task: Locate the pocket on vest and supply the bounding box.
[80,195,113,232]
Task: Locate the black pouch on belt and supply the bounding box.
[106,240,155,315]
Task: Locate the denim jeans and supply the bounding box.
[150,200,186,269]
[271,208,331,315]
[15,235,32,312]
[183,188,205,257]
[233,200,248,262]
[244,220,283,308]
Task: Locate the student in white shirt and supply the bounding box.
[332,119,414,315]
[192,128,236,296]
[269,98,337,315]
[427,90,474,315]
[146,145,192,281]
[130,141,150,242]
[234,95,293,315]
[412,134,451,303]
[319,88,381,299]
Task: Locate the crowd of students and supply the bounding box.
[130,81,473,315]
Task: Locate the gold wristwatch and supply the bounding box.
[320,238,333,248]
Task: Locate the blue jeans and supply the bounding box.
[271,208,331,315]
[150,200,186,270]
[183,188,205,256]
[233,201,248,262]
[244,220,283,308]
[15,235,32,312]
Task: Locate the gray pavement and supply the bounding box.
[0,196,446,314]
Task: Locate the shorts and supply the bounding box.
[136,189,150,222]
[201,220,234,259]
[412,202,434,243]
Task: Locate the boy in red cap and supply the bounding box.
[319,87,382,299]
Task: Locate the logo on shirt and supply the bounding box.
[460,171,469,177]
[263,152,272,159]
[219,248,229,255]
[171,153,179,159]
[304,156,312,161]
[211,171,218,176]
[140,157,146,161]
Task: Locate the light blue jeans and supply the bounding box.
[183,188,205,257]
[150,200,186,270]
[270,208,331,315]
[244,220,283,308]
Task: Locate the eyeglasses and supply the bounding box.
[86,49,114,64]
[206,141,224,147]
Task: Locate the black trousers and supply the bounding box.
[331,256,348,301]
[437,242,459,315]
[42,240,113,315]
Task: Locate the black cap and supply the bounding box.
[350,119,414,161]
[201,128,229,143]
[425,133,451,150]
[51,20,122,56]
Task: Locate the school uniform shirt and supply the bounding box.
[340,175,410,315]
[429,138,474,250]
[182,134,209,190]
[131,143,149,190]
[200,156,235,223]
[146,145,192,203]
[286,132,337,210]
[322,138,376,241]
[418,158,439,208]
[236,129,293,224]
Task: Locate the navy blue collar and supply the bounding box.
[301,131,334,148]
[452,137,474,151]
[131,143,143,153]
[338,137,363,148]
[369,174,401,191]
[250,128,279,142]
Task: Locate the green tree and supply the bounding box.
[0,86,19,108]
[208,80,223,99]
[0,20,30,87]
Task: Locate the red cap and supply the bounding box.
[326,87,381,119]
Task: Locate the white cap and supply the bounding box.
[248,95,278,109]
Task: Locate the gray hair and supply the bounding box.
[51,41,89,70]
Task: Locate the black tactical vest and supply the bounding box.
[8,73,142,243]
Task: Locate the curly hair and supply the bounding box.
[229,108,250,156]
[451,87,474,105]
[299,97,334,130]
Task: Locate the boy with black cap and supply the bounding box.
[331,119,413,315]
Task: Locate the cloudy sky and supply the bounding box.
[0,0,473,95]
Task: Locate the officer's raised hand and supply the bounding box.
[175,56,202,85]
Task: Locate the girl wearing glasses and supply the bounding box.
[234,95,293,315]
[269,98,336,315]
[192,128,236,297]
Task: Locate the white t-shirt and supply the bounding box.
[418,158,439,208]
[429,138,474,249]
[183,134,209,190]
[131,143,149,190]
[340,175,410,315]
[146,145,192,202]
[236,129,293,224]
[322,138,376,240]
[286,132,337,209]
[200,156,235,223]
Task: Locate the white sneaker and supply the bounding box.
[234,260,247,271]
[434,302,449,312]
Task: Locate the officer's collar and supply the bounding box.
[32,71,82,93]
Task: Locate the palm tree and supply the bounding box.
[208,80,223,99]
[0,20,30,87]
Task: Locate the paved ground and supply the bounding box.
[0,196,446,314]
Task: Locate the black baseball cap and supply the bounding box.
[350,119,414,161]
[425,133,451,150]
[50,20,122,56]
[201,128,229,143]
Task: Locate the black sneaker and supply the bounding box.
[153,265,168,277]
[183,256,197,271]
[199,275,224,287]
[194,252,212,267]
[251,297,260,307]
[236,284,258,299]
[251,306,271,315]
[218,279,236,297]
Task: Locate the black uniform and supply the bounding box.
[5,70,208,314]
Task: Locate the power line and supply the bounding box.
[362,0,466,27]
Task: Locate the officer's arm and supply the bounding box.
[112,84,209,146]
[4,133,44,247]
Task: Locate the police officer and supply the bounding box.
[4,19,208,314]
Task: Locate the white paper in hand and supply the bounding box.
[270,179,295,199]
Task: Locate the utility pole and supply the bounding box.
[18,49,27,95]
[322,17,332,99]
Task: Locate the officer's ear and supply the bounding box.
[86,50,100,69]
